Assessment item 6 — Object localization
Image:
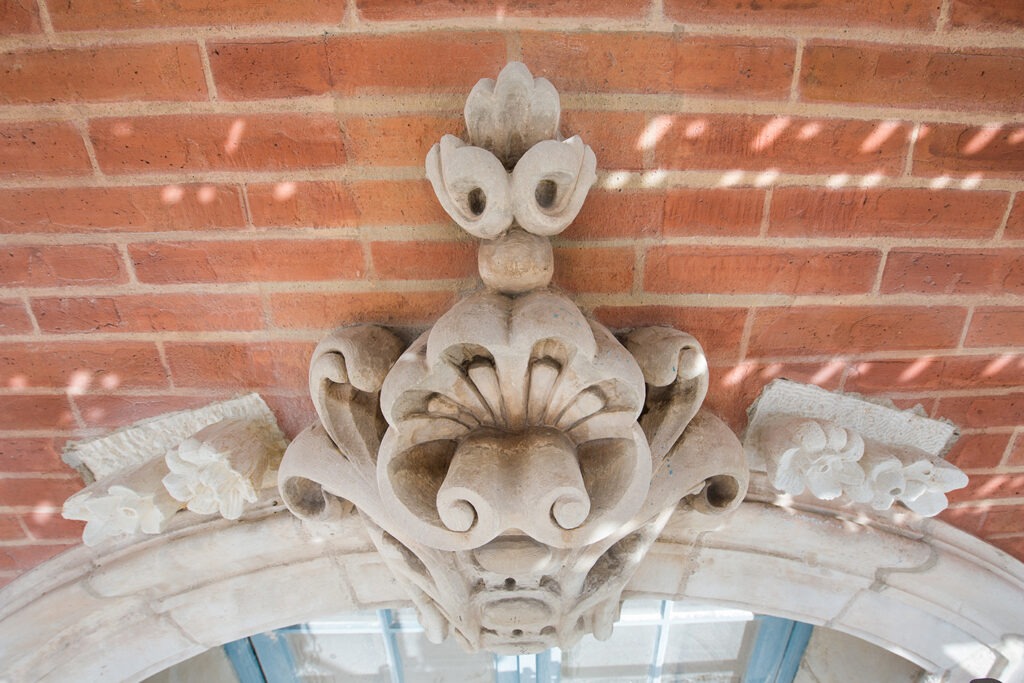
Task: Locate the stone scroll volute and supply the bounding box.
[278,62,750,654]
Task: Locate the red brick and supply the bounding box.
[802,43,1024,112]
[75,394,226,429]
[553,246,634,293]
[0,245,126,288]
[351,180,451,226]
[645,246,879,295]
[664,188,764,237]
[208,39,332,100]
[937,393,1024,429]
[90,114,345,174]
[0,122,91,178]
[845,355,1024,393]
[0,515,26,540]
[164,341,312,392]
[0,439,65,473]
[591,306,747,363]
[20,510,84,540]
[747,306,967,357]
[569,189,665,240]
[562,111,646,170]
[129,239,364,284]
[522,33,793,98]
[989,535,1024,559]
[48,0,346,30]
[211,34,506,97]
[0,342,167,390]
[0,44,206,104]
[664,0,938,29]
[0,300,32,335]
[655,115,909,174]
[948,472,1024,502]
[951,0,1024,30]
[325,34,507,95]
[890,397,938,415]
[882,249,1024,295]
[769,187,1007,239]
[1007,197,1024,240]
[1010,434,1024,466]
[247,180,447,228]
[0,544,71,572]
[270,291,456,329]
[944,433,1013,470]
[248,181,358,228]
[0,185,245,234]
[344,115,462,166]
[261,394,315,440]
[913,123,1024,179]
[371,241,477,280]
[32,293,264,334]
[706,359,845,432]
[964,307,1024,348]
[0,396,76,430]
[937,506,987,534]
[980,507,1023,535]
[0,0,40,33]
[356,0,645,20]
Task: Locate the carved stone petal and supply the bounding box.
[63,457,183,546]
[425,134,513,239]
[464,62,560,166]
[510,136,597,237]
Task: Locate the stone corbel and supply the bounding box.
[744,380,968,517]
[276,62,749,654]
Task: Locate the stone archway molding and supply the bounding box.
[0,479,1021,682]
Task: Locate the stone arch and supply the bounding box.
[2,479,1021,683]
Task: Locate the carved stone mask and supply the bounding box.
[278,62,750,655]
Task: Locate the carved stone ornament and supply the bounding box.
[62,394,287,546]
[278,63,749,654]
[744,380,968,517]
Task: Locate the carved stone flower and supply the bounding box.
[849,455,906,510]
[897,459,969,517]
[63,483,181,547]
[770,419,866,500]
[163,418,286,520]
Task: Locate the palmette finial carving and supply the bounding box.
[279,63,748,654]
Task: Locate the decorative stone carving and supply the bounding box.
[278,62,749,654]
[63,457,182,546]
[63,393,281,481]
[163,417,287,520]
[745,380,967,517]
[62,396,288,545]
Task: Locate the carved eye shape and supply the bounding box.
[468,187,487,216]
[511,136,597,237]
[534,179,557,209]
[425,135,513,240]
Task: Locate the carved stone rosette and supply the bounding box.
[278,63,749,654]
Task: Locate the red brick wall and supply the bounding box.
[1,0,1022,585]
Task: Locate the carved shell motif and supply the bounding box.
[278,62,749,655]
